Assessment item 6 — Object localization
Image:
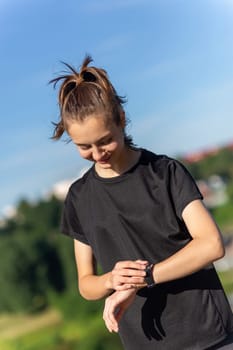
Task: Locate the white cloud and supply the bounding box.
[45,166,90,200]
[49,179,74,200]
[1,205,17,219]
[0,164,91,219]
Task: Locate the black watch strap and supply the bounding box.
[145,263,156,288]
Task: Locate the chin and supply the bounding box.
[98,162,111,168]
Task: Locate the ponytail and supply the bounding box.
[50,55,134,147]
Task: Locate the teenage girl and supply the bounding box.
[51,56,233,349]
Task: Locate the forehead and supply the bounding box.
[67,115,116,144]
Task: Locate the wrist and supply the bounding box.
[145,263,156,288]
[134,282,147,291]
[104,272,114,292]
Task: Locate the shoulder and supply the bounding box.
[141,149,187,175]
[66,166,93,200]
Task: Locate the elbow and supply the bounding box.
[78,276,103,301]
[217,244,225,260]
[81,293,99,301]
[78,285,100,301]
[79,286,91,300]
[211,237,225,261]
[79,288,89,300]
[77,282,88,300]
[78,278,92,300]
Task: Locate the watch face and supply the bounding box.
[145,265,151,277]
[145,264,155,287]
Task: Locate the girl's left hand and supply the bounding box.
[108,259,148,291]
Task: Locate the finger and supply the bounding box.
[104,298,118,332]
[103,300,111,331]
[115,283,133,291]
[115,261,147,270]
[135,259,148,265]
[120,268,146,277]
[104,317,113,333]
[109,305,118,331]
[113,267,146,277]
[111,275,145,290]
[103,310,113,332]
[107,300,119,332]
[104,308,116,332]
[115,306,126,324]
[115,276,146,287]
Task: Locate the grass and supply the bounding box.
[0,309,62,339]
[0,305,122,350]
[218,268,233,295]
[0,309,64,350]
[0,269,232,350]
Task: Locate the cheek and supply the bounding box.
[78,149,93,161]
[107,141,120,152]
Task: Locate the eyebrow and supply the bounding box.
[75,134,111,147]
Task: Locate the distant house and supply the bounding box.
[183,140,233,164]
[197,175,228,208]
[183,147,220,164]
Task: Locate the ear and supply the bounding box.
[120,110,126,128]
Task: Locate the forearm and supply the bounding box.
[79,271,113,300]
[79,261,148,299]
[77,258,147,301]
[153,235,224,284]
[152,200,225,285]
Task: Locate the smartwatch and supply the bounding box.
[145,263,156,288]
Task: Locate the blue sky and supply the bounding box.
[1,0,233,217]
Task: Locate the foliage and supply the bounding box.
[0,147,233,348]
[0,196,67,312]
[227,181,233,201]
[218,269,233,296]
[180,147,233,231]
[210,201,233,231]
[0,194,123,349]
[180,147,233,182]
[0,308,123,350]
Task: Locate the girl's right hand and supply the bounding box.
[103,288,137,332]
[106,260,148,291]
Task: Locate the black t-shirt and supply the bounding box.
[61,149,233,350]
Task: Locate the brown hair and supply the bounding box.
[50,55,134,146]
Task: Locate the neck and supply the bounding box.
[95,147,141,178]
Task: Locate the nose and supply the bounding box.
[92,146,105,161]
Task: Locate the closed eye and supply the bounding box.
[97,137,113,146]
[75,136,113,150]
[78,144,91,150]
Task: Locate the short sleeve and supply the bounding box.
[60,190,90,245]
[168,159,203,220]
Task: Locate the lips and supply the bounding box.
[98,155,111,163]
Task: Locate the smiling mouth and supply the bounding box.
[98,155,111,163]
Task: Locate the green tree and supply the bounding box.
[0,196,68,312]
[181,148,233,181]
